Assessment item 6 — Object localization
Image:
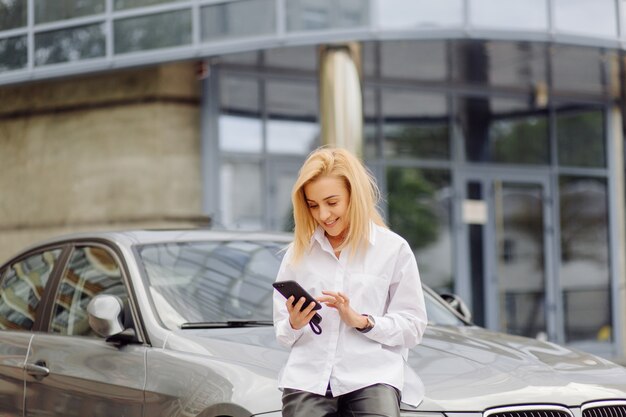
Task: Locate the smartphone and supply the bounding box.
[272,280,322,311]
[273,280,322,331]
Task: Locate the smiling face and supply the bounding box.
[303,175,350,239]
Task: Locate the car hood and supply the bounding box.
[411,326,626,410]
[170,325,626,412]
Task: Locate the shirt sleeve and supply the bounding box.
[364,240,428,348]
[273,245,305,348]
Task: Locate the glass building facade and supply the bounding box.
[1,0,625,360]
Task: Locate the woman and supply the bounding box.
[273,147,428,416]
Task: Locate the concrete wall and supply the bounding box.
[0,62,206,262]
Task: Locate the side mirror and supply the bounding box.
[87,295,137,344]
[439,293,473,323]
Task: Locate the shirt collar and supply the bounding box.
[309,222,377,247]
[367,221,377,246]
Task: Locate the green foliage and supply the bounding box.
[490,116,549,164]
[557,110,605,168]
[0,0,26,31]
[386,167,440,250]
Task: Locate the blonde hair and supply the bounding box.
[290,147,387,262]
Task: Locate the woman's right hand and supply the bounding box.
[286,296,318,330]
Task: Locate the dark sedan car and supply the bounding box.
[0,229,625,417]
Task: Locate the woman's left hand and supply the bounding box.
[318,291,368,329]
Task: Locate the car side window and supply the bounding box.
[0,249,63,331]
[50,245,128,337]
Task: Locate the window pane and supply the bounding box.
[267,80,319,155]
[269,163,301,231]
[554,0,617,37]
[201,0,275,42]
[559,176,610,346]
[453,40,548,91]
[0,35,27,72]
[35,0,104,24]
[0,0,26,31]
[219,75,261,153]
[386,167,453,293]
[35,24,105,66]
[267,120,318,155]
[0,249,62,330]
[219,119,262,153]
[461,96,549,164]
[50,246,126,336]
[114,0,185,10]
[361,41,377,78]
[556,106,605,168]
[552,46,606,96]
[382,90,449,160]
[114,9,191,54]
[470,0,547,31]
[379,40,447,82]
[219,51,259,65]
[377,0,463,29]
[485,41,547,90]
[363,87,379,160]
[264,45,317,72]
[286,0,369,32]
[221,160,263,229]
[220,115,263,154]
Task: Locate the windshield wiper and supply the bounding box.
[180,320,273,329]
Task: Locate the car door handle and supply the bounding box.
[25,360,50,380]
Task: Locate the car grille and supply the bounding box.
[484,405,573,417]
[582,400,626,417]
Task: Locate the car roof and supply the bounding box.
[8,228,293,259]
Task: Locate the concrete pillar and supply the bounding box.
[318,43,363,156]
[0,62,206,261]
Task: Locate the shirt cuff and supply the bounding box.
[275,317,304,347]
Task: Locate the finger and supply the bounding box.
[293,297,306,311]
[285,296,295,312]
[316,296,334,303]
[321,291,342,304]
[337,292,349,304]
[305,310,318,322]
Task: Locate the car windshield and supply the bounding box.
[136,240,465,329]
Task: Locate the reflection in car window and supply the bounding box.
[138,240,465,329]
[424,291,465,326]
[0,249,62,331]
[50,246,127,337]
[138,240,285,328]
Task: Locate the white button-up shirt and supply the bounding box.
[273,223,428,407]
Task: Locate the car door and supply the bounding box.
[0,247,64,417]
[24,243,146,417]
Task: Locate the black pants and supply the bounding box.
[281,384,401,417]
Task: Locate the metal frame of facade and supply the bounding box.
[1,0,626,86]
[204,34,625,358]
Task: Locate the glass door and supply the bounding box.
[460,174,555,340]
[493,180,548,339]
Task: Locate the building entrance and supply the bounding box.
[460,172,557,341]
